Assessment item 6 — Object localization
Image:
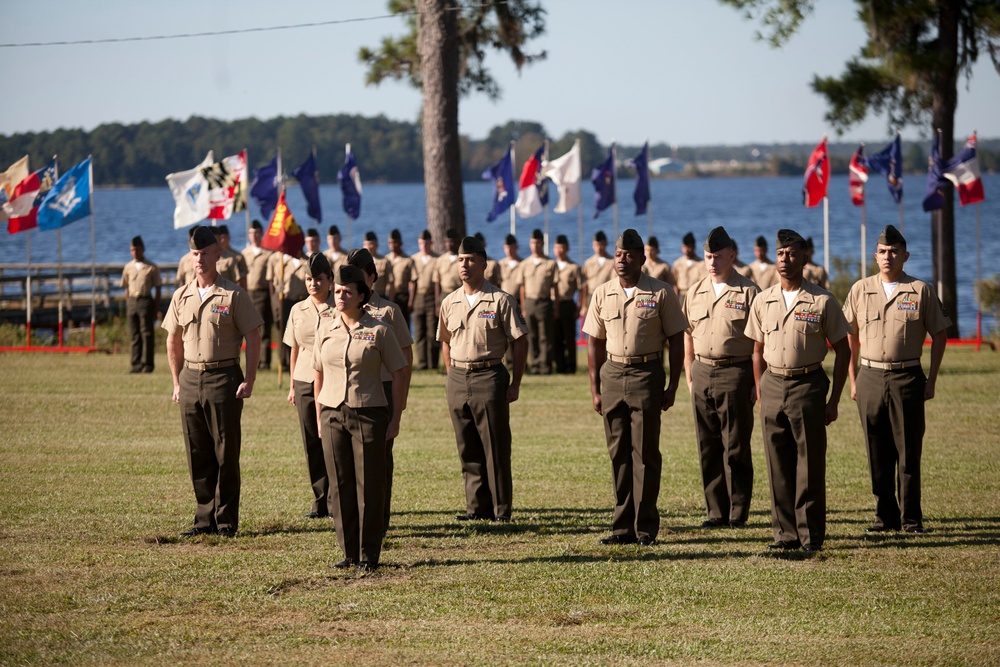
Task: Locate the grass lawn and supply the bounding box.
[1,346,998,665]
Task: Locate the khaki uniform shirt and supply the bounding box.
[750,260,779,289]
[363,293,414,381]
[582,274,688,356]
[414,252,438,295]
[735,261,753,281]
[324,249,348,275]
[672,256,707,294]
[803,263,830,290]
[313,311,407,409]
[555,259,582,302]
[434,254,463,295]
[372,254,394,296]
[436,281,528,362]
[500,257,523,295]
[161,277,263,363]
[269,254,308,300]
[241,245,273,291]
[485,257,502,286]
[519,256,558,300]
[745,280,851,369]
[283,295,336,383]
[121,259,162,297]
[387,252,416,296]
[583,255,615,299]
[176,252,194,287]
[683,272,760,359]
[217,248,247,285]
[642,258,675,284]
[842,273,951,362]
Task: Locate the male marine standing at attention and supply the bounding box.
[242,220,274,370]
[584,229,687,546]
[682,227,760,529]
[580,230,614,320]
[745,229,850,553]
[412,229,439,370]
[842,225,949,534]
[519,228,558,375]
[122,235,162,374]
[437,236,528,523]
[163,226,263,537]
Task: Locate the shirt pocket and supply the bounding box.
[180,312,198,346]
[688,305,710,336]
[893,307,922,342]
[600,308,623,339]
[481,316,503,353]
[720,304,748,336]
[763,320,780,351]
[863,309,882,340]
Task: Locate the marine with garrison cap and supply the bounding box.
[842,224,949,535]
[682,226,761,529]
[745,228,850,553]
[584,229,688,546]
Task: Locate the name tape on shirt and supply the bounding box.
[793,308,821,323]
[211,304,231,315]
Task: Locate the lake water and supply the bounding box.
[2,174,997,336]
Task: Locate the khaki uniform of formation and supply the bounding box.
[313,310,407,567]
[437,281,528,520]
[583,254,614,306]
[745,280,850,549]
[519,256,558,375]
[554,258,582,373]
[371,254,394,298]
[242,245,274,368]
[324,249,349,275]
[283,296,337,518]
[387,251,416,324]
[412,251,439,369]
[683,272,760,524]
[803,263,830,290]
[499,257,523,296]
[642,258,675,285]
[162,277,263,534]
[217,248,247,285]
[121,258,162,372]
[671,256,707,299]
[270,253,309,370]
[842,273,950,531]
[750,260,779,289]
[583,274,687,542]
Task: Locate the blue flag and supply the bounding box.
[629,142,650,216]
[37,158,92,230]
[250,154,279,220]
[591,146,616,218]
[338,146,362,220]
[922,135,948,212]
[293,152,322,222]
[865,135,903,204]
[483,148,515,222]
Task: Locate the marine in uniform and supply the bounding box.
[283,253,337,519]
[324,225,349,274]
[313,264,408,571]
[242,220,274,370]
[214,225,248,289]
[475,232,503,286]
[732,240,754,281]
[803,237,831,290]
[745,229,851,552]
[175,227,197,287]
[387,228,417,326]
[121,235,162,374]
[750,235,779,289]
[437,236,528,522]
[583,229,687,546]
[641,236,675,285]
[519,228,558,375]
[348,248,414,532]
[552,235,582,374]
[842,225,949,534]
[163,226,263,537]
[363,231,395,298]
[671,231,707,300]
[499,233,523,296]
[682,227,761,528]
[412,229,440,370]
[434,228,463,314]
[269,249,309,372]
[304,227,322,258]
[580,230,614,321]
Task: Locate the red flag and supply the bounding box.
[260,190,304,256]
[5,161,57,234]
[849,144,868,207]
[802,137,829,207]
[943,133,985,206]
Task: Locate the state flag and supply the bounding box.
[166,152,214,229]
[514,144,547,218]
[943,133,985,206]
[4,160,57,234]
[543,140,582,214]
[37,157,93,230]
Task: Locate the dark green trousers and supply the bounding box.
[525,297,554,374]
[294,380,330,516]
[127,295,156,372]
[412,292,438,370]
[179,366,244,532]
[856,365,926,530]
[553,299,578,374]
[600,359,665,541]
[759,369,829,547]
[691,360,755,523]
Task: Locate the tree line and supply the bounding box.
[1,113,996,187]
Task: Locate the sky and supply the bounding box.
[1,0,997,147]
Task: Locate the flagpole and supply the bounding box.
[542,140,550,255]
[509,141,516,237]
[244,147,250,247]
[577,185,584,265]
[823,196,830,278]
[976,201,982,351]
[611,141,618,241]
[898,200,904,235]
[88,157,96,349]
[343,143,352,248]
[860,199,867,280]
[53,157,64,348]
[25,229,32,348]
[645,138,652,239]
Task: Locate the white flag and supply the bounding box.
[166,151,214,229]
[543,140,581,214]
[0,155,29,223]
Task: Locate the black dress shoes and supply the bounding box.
[767,540,801,551]
[216,527,236,538]
[304,511,329,519]
[637,536,657,547]
[802,544,823,553]
[357,562,379,572]
[904,525,926,534]
[701,518,727,528]
[455,513,495,522]
[728,520,747,529]
[333,558,357,569]
[599,534,638,545]
[865,524,898,533]
[179,526,215,537]
[492,516,512,523]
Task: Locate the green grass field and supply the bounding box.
[1,347,998,665]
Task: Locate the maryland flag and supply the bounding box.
[260,189,304,256]
[203,150,248,220]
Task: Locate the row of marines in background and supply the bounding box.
[125,220,947,568]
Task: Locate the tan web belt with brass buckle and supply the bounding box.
[607,351,662,365]
[767,362,822,378]
[184,358,239,371]
[695,355,751,368]
[451,358,501,370]
[861,358,921,371]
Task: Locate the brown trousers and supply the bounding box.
[525,297,554,374]
[294,380,331,516]
[127,295,156,372]
[553,299,578,374]
[179,366,244,532]
[412,291,439,370]
[691,360,755,523]
[446,364,513,519]
[759,369,829,547]
[600,359,665,541]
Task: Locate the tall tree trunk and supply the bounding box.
[417,0,466,245]
[932,1,961,337]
